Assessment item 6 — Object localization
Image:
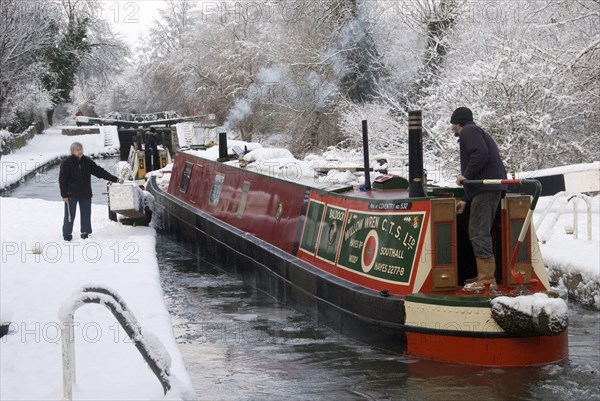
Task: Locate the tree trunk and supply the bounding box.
[240,127,251,142]
[46,108,54,126]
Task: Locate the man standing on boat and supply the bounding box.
[59,142,123,241]
[452,107,507,292]
[144,127,160,171]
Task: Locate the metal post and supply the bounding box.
[150,147,155,171]
[61,313,76,400]
[136,130,143,151]
[408,110,425,198]
[573,201,578,239]
[539,192,593,243]
[362,120,371,191]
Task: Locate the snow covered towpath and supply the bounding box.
[0,198,196,400]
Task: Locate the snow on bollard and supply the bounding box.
[491,293,568,336]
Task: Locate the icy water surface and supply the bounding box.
[157,237,600,401]
[5,157,120,204]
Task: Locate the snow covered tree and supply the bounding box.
[131,0,597,170]
[416,0,600,171]
[136,0,201,113]
[0,0,53,130]
[40,0,127,125]
[325,0,388,103]
[41,16,90,124]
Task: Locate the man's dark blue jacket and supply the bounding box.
[459,121,507,201]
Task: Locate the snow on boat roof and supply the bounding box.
[182,140,376,190]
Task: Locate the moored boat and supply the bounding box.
[147,111,568,366]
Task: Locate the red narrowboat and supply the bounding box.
[147,113,568,366]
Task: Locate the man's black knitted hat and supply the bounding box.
[450,107,473,125]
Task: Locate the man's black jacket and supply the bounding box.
[59,155,118,198]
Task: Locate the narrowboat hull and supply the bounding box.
[147,152,569,366]
[149,175,408,352]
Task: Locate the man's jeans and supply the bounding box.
[63,197,92,238]
[469,191,502,259]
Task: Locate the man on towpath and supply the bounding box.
[59,142,123,241]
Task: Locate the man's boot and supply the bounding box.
[463,257,497,292]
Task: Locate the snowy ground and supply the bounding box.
[0,127,195,399]
[0,198,196,400]
[534,195,600,309]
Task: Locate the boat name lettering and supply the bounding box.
[403,232,416,250]
[343,216,380,240]
[328,209,346,221]
[381,218,403,239]
[368,202,412,211]
[344,219,364,240]
[337,211,423,284]
[379,247,404,259]
[374,263,405,276]
[365,216,380,229]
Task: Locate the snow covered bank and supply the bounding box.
[534,195,600,309]
[516,161,600,180]
[0,198,195,400]
[0,126,118,191]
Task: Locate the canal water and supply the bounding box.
[4,156,122,203]
[5,158,600,401]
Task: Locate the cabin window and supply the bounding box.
[209,173,225,206]
[435,223,453,265]
[300,200,325,254]
[237,181,251,217]
[179,162,194,193]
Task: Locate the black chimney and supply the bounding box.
[408,110,425,198]
[218,132,228,162]
[362,120,371,191]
